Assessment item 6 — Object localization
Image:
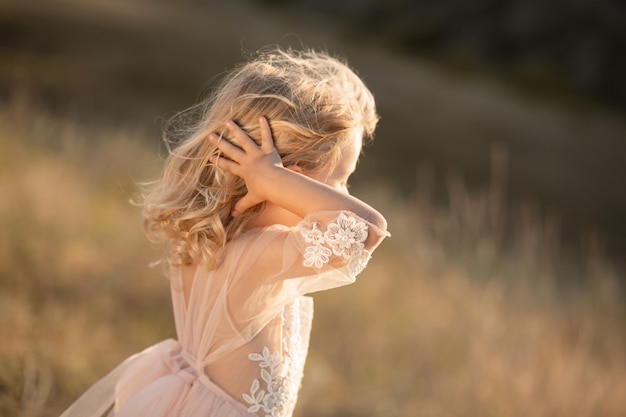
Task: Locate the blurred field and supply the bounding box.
[2,0,626,415]
[3,0,626,259]
[1,95,625,417]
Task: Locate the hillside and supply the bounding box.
[1,0,625,258]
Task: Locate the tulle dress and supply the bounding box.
[60,210,388,417]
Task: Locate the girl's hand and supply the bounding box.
[210,118,387,232]
[209,117,283,216]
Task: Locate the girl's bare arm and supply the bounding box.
[209,117,387,231]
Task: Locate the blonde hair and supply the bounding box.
[142,47,378,268]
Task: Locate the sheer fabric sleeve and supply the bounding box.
[279,210,388,291]
[226,210,389,339]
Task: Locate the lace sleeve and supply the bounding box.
[240,210,388,296]
[297,211,381,276]
[224,210,388,341]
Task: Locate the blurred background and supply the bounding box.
[1,0,625,416]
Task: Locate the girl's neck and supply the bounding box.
[245,202,302,230]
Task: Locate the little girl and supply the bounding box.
[60,47,388,417]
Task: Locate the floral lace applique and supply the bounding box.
[349,247,372,276]
[301,212,369,272]
[243,299,311,417]
[243,347,289,417]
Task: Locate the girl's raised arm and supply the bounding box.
[209,117,387,232]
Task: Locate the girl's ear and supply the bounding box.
[285,164,304,174]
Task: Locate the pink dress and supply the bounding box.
[60,210,388,417]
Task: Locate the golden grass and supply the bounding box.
[1,101,624,417]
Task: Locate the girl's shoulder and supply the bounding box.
[240,210,389,238]
[232,210,389,265]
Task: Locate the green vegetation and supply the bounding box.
[1,97,624,416]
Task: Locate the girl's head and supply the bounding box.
[143,47,379,267]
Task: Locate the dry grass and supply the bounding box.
[1,100,624,417]
[0,100,172,417]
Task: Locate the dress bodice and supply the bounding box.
[168,211,388,416]
[59,210,388,417]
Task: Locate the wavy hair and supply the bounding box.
[142,47,379,268]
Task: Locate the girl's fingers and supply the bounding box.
[259,116,275,152]
[225,120,257,152]
[233,193,262,216]
[209,154,239,175]
[209,133,245,161]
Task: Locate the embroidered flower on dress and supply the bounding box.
[324,213,368,259]
[301,223,325,245]
[243,300,310,417]
[243,347,289,417]
[303,244,332,268]
[348,248,372,276]
[300,212,369,271]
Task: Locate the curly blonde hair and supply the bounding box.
[142,47,379,268]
